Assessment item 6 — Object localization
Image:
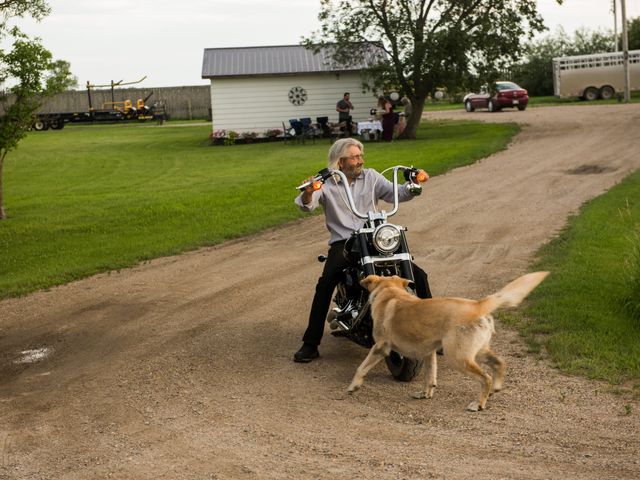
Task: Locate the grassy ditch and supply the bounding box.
[0,119,518,299]
[503,169,640,390]
[529,90,640,107]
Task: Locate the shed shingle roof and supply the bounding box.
[201,44,381,78]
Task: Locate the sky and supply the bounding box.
[6,0,640,89]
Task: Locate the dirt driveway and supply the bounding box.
[1,104,640,479]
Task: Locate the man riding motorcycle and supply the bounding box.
[293,138,433,363]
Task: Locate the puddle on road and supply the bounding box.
[567,164,615,175]
[14,347,53,365]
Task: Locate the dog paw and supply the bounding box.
[411,391,432,400]
[466,401,482,412]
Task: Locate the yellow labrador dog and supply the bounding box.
[347,272,549,411]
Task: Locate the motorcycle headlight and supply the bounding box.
[373,224,401,254]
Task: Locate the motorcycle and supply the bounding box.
[297,165,428,381]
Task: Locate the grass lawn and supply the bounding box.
[503,170,640,391]
[0,119,518,299]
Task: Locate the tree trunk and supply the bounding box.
[0,152,5,220]
[398,97,426,140]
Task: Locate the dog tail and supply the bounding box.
[478,271,549,316]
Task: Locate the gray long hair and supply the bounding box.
[327,138,364,170]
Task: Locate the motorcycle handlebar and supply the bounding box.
[296,165,424,220]
[296,168,333,191]
[404,168,428,183]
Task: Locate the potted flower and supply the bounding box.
[265,128,283,141]
[209,129,226,145]
[240,131,259,144]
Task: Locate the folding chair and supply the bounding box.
[299,117,317,143]
[282,121,296,144]
[316,117,331,138]
[289,120,305,144]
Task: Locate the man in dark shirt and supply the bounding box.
[336,92,354,136]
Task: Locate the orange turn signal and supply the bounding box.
[416,171,428,183]
[312,180,323,191]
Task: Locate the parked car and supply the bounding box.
[463,81,529,112]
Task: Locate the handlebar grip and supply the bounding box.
[403,167,426,183]
[403,168,417,182]
[297,168,332,191]
[415,171,428,183]
[297,179,315,191]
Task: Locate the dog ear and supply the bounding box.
[390,276,412,289]
[360,275,380,290]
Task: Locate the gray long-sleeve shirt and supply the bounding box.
[294,168,417,245]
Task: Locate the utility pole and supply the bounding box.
[621,0,630,102]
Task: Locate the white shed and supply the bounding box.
[201,44,381,134]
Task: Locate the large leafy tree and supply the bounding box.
[0,0,75,219]
[304,0,555,139]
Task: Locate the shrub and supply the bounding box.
[265,128,282,138]
[240,131,259,143]
[223,130,238,146]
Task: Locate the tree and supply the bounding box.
[623,16,640,50]
[304,0,556,139]
[0,0,75,219]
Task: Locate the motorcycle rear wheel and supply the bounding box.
[385,351,423,382]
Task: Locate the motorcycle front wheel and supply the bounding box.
[385,351,423,382]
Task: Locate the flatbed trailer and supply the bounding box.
[31,76,161,131]
[552,50,640,100]
[32,107,155,131]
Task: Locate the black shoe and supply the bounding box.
[293,344,319,363]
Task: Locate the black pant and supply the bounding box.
[302,240,432,347]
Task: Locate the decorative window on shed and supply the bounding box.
[288,86,308,106]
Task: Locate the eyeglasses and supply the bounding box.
[341,154,364,161]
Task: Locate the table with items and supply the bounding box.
[356,120,383,140]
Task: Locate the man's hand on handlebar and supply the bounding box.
[416,169,429,183]
[404,168,429,184]
[403,168,429,197]
[297,169,333,206]
[300,176,319,204]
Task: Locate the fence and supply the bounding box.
[37,84,212,120]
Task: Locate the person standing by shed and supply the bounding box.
[336,92,354,136]
[378,95,394,142]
